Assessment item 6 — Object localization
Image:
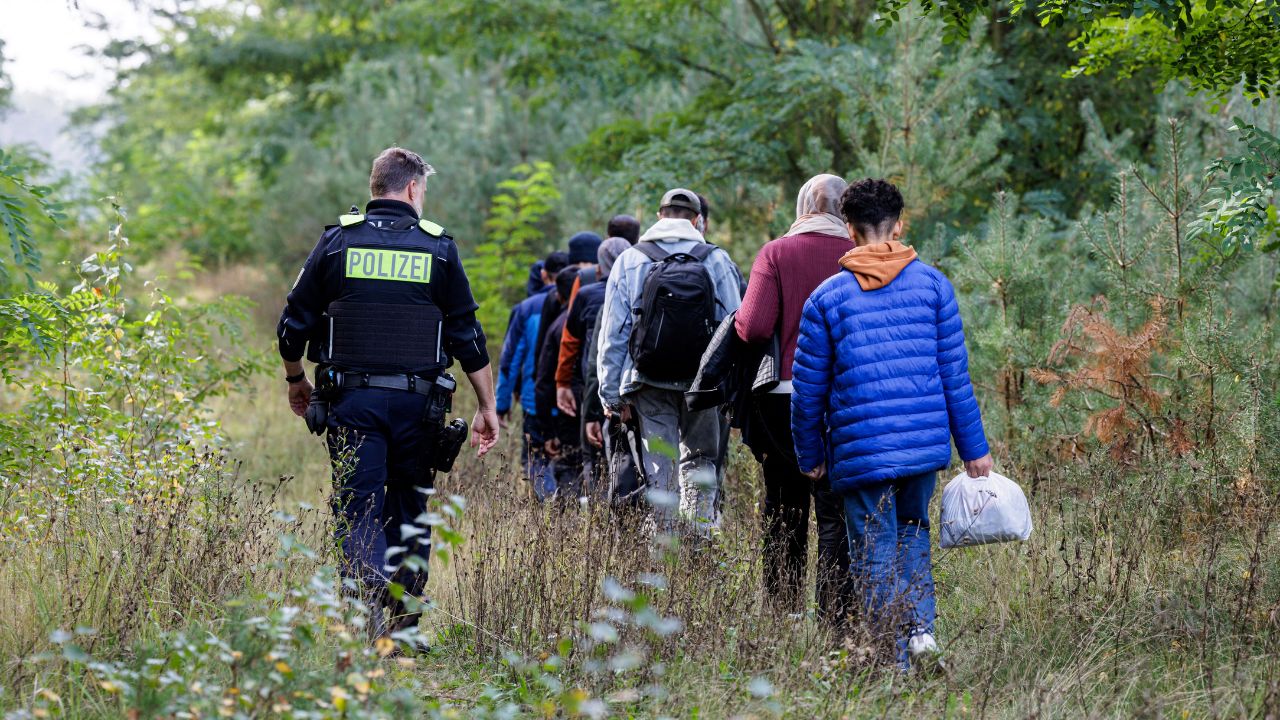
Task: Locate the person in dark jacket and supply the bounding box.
[556,236,630,417]
[534,232,601,371]
[792,178,993,668]
[736,174,856,621]
[497,251,569,497]
[277,147,499,644]
[555,236,631,494]
[535,267,583,498]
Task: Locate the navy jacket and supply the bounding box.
[791,259,988,492]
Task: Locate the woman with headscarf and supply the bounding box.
[735,174,855,623]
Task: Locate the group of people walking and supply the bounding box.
[492,175,995,666]
[280,147,993,668]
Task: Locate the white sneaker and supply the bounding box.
[907,633,947,675]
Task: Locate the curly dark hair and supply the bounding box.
[840,178,904,236]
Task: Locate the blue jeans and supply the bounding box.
[842,471,937,665]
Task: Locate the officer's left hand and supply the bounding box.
[288,378,314,417]
[471,408,500,457]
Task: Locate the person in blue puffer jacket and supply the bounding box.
[497,252,570,496]
[791,178,994,670]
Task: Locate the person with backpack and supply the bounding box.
[791,178,993,669]
[596,189,743,535]
[736,174,856,622]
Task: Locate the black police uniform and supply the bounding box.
[277,198,487,625]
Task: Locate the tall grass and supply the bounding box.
[405,392,1280,717]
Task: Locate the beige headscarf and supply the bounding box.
[787,174,850,238]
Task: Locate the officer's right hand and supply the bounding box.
[288,378,314,417]
[471,408,500,457]
[497,411,509,430]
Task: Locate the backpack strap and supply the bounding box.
[633,242,670,262]
[636,242,719,262]
[686,243,717,261]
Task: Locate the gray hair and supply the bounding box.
[369,147,436,197]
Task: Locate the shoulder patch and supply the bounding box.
[418,218,445,237]
[339,213,365,227]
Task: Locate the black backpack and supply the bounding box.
[628,242,719,381]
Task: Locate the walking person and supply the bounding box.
[495,259,548,430]
[496,251,570,498]
[534,232,601,370]
[277,147,499,646]
[791,178,993,668]
[536,266,585,499]
[736,174,855,622]
[597,189,743,535]
[555,236,632,493]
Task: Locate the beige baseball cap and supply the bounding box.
[659,188,701,214]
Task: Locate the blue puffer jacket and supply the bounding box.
[496,286,551,416]
[791,251,988,493]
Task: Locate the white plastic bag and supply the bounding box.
[939,471,1032,548]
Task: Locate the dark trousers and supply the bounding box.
[751,393,853,622]
[326,388,433,624]
[522,412,555,499]
[548,411,585,501]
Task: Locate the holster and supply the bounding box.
[305,365,341,436]
[422,373,468,473]
[304,396,328,436]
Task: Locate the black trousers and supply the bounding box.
[326,388,433,630]
[751,393,853,623]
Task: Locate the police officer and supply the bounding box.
[277,147,499,643]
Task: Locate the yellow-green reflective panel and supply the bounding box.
[345,248,433,283]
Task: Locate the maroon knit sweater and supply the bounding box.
[734,231,853,381]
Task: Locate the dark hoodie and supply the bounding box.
[525,261,546,297]
[536,268,582,442]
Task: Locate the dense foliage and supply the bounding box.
[81,1,1195,268]
[892,0,1280,98]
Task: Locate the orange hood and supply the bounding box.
[839,240,918,290]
